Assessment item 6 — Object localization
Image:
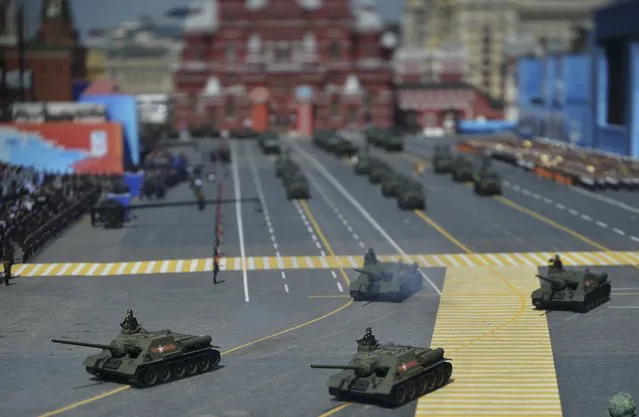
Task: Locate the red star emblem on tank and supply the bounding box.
[151,343,176,354]
[397,360,418,373]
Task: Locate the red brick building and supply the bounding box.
[173,0,398,134]
[0,0,84,103]
[393,47,504,132]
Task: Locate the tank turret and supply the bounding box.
[350,254,422,302]
[536,274,579,291]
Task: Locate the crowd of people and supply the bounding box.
[0,164,102,276]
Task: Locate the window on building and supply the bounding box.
[364,93,373,114]
[226,99,235,119]
[347,106,358,123]
[605,40,627,126]
[331,96,340,117]
[275,44,291,61]
[225,43,237,62]
[329,41,340,59]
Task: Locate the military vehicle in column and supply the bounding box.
[332,135,359,158]
[368,160,394,184]
[531,255,612,313]
[381,171,415,197]
[432,145,454,174]
[349,249,423,302]
[258,131,281,155]
[354,153,375,175]
[275,149,297,178]
[310,327,452,406]
[51,310,220,387]
[284,170,310,200]
[451,155,475,182]
[380,132,404,152]
[472,158,502,195]
[397,182,426,210]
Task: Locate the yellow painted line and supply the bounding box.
[416,266,562,416]
[318,402,352,417]
[413,210,473,253]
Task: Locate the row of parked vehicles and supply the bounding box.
[431,145,503,196]
[274,151,311,200]
[364,128,404,151]
[312,131,359,158]
[354,153,426,210]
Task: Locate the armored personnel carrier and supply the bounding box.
[51,310,220,387]
[451,156,474,182]
[310,327,452,406]
[432,145,454,174]
[349,249,423,301]
[531,255,611,313]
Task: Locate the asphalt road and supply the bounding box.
[1,135,638,417]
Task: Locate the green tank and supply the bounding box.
[333,138,359,158]
[310,327,452,406]
[51,310,220,387]
[349,249,423,301]
[381,135,404,151]
[369,163,393,184]
[354,154,373,175]
[275,152,297,178]
[531,255,611,313]
[473,170,502,195]
[432,145,454,173]
[451,156,474,182]
[258,131,280,154]
[397,186,426,210]
[285,176,310,200]
[381,172,406,197]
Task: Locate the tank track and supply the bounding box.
[131,348,221,387]
[328,361,452,406]
[577,283,612,313]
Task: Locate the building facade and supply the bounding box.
[85,19,182,95]
[402,0,606,102]
[0,0,84,103]
[173,0,399,134]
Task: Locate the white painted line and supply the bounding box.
[160,261,169,273]
[501,254,519,266]
[568,208,578,215]
[205,258,213,271]
[14,265,27,275]
[570,186,639,215]
[473,254,491,265]
[294,143,442,295]
[189,260,198,272]
[219,258,226,270]
[87,264,99,275]
[284,284,289,292]
[57,263,72,276]
[263,257,270,269]
[513,253,534,266]
[71,263,86,275]
[347,256,358,267]
[101,263,114,276]
[30,264,44,275]
[431,255,445,267]
[581,214,592,221]
[612,228,626,236]
[131,262,142,274]
[556,204,565,209]
[234,258,241,270]
[42,264,57,276]
[175,260,184,272]
[331,271,337,279]
[486,254,504,266]
[320,257,328,268]
[292,257,299,268]
[528,253,546,264]
[336,282,344,292]
[596,221,608,228]
[631,236,639,243]
[391,256,400,262]
[417,255,431,267]
[543,198,553,204]
[277,256,284,269]
[233,140,250,302]
[144,261,155,274]
[458,254,475,267]
[248,257,255,270]
[444,255,459,267]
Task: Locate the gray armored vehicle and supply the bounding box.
[349,249,423,301]
[310,328,452,406]
[531,255,612,313]
[51,310,220,387]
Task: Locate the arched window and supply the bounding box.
[303,32,316,52]
[225,43,237,62]
[248,33,261,53]
[226,99,235,119]
[330,96,340,117]
[329,41,340,58]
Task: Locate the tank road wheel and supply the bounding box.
[197,355,212,372]
[415,375,427,395]
[158,365,172,383]
[434,367,446,389]
[141,367,159,387]
[186,358,199,375]
[390,383,408,406]
[425,372,437,392]
[405,379,418,401]
[173,361,186,378]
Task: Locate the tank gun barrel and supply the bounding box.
[310,364,363,371]
[182,335,213,349]
[353,268,373,276]
[52,339,112,350]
